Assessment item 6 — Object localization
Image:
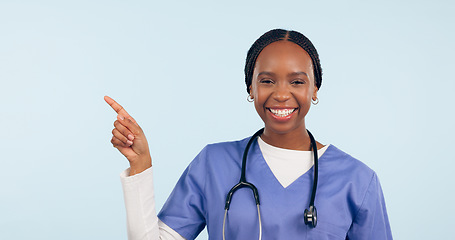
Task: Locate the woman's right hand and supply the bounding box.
[104,96,152,176]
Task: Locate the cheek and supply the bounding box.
[296,87,312,101]
[252,88,269,119]
[303,91,315,113]
[253,92,266,112]
[251,83,263,103]
[294,89,313,112]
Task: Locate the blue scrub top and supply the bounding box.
[158,137,393,240]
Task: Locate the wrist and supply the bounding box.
[129,156,152,176]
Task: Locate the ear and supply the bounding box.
[249,86,253,98]
[312,87,318,101]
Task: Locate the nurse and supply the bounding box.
[106,29,393,239]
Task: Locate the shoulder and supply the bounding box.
[320,145,385,213]
[322,145,375,176]
[188,136,251,169]
[203,137,249,155]
[321,145,378,195]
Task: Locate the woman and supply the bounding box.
[106,29,393,239]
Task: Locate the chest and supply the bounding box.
[203,154,355,240]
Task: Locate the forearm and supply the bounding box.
[120,167,186,240]
[121,167,158,240]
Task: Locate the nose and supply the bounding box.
[272,83,291,102]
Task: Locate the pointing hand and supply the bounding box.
[105,96,152,176]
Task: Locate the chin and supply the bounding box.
[265,123,305,135]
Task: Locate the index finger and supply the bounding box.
[104,95,137,124]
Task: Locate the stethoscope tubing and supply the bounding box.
[223,128,319,239]
[307,130,318,208]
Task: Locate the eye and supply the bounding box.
[291,79,305,85]
[259,78,274,84]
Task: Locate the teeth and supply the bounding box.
[269,108,295,117]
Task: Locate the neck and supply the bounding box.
[261,126,312,151]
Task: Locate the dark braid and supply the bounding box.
[245,29,323,93]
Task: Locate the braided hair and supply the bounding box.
[244,29,322,93]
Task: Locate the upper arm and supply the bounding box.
[158,219,187,240]
[347,173,393,240]
[157,147,208,240]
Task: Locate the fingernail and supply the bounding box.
[128,134,134,140]
[127,140,133,145]
[118,115,124,120]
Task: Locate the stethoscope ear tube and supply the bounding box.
[305,129,318,228]
[225,128,264,211]
[240,128,265,183]
[223,128,265,240]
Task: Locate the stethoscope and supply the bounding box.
[222,128,319,240]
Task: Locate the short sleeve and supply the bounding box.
[157,147,208,240]
[347,173,393,240]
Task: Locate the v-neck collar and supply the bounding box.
[249,139,333,190]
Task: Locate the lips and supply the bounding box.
[267,108,298,118]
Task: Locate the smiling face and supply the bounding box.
[250,40,318,136]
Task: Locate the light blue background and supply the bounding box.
[1,0,454,239]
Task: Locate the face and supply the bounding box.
[249,40,318,135]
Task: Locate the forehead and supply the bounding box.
[254,40,313,72]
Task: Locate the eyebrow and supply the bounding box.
[257,71,275,77]
[288,71,309,77]
[257,71,308,77]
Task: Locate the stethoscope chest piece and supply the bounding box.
[304,205,317,228]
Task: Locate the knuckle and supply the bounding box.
[113,129,122,138]
[120,128,130,137]
[132,128,141,135]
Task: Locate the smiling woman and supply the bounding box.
[106,29,393,240]
[250,40,320,149]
